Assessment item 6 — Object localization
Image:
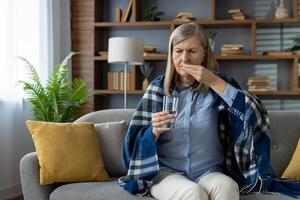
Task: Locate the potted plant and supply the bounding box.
[289,34,300,53]
[139,61,154,90]
[208,30,218,52]
[143,6,164,21]
[18,51,89,122]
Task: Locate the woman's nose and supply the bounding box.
[182,51,189,62]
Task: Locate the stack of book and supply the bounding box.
[247,76,270,92]
[174,12,196,22]
[144,45,160,54]
[143,45,166,59]
[228,8,246,20]
[221,44,244,56]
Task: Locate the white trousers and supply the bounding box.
[149,171,239,200]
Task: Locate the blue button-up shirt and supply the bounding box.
[156,83,238,182]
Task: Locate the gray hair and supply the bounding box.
[164,23,219,95]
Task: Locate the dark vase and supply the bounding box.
[150,16,160,21]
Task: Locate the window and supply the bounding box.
[0,0,49,100]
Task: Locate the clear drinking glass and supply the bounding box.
[162,95,179,129]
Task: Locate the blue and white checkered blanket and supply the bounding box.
[119,73,300,198]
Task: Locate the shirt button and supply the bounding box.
[272,144,280,151]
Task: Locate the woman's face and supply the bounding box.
[172,36,205,84]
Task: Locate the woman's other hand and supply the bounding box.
[151,111,175,141]
[182,64,227,94]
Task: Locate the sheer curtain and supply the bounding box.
[0,0,52,100]
[0,0,62,198]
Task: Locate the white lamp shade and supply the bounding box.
[108,37,144,65]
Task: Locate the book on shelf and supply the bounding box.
[143,52,167,58]
[177,12,193,18]
[232,15,246,20]
[223,44,244,48]
[174,17,195,22]
[222,44,244,50]
[98,51,108,56]
[221,50,243,54]
[221,47,243,51]
[248,76,270,80]
[221,53,243,56]
[248,88,270,92]
[248,86,269,90]
[175,12,196,22]
[247,76,270,88]
[228,8,246,20]
[228,8,242,14]
[107,71,135,91]
[144,45,160,52]
[262,51,293,56]
[247,81,270,86]
[221,44,244,56]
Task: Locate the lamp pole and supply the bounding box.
[124,62,128,109]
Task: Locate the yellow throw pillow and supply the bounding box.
[26,120,109,185]
[282,138,300,181]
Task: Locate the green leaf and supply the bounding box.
[18,51,89,122]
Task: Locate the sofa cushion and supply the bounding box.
[49,180,154,200]
[94,120,128,177]
[26,120,109,185]
[49,181,298,200]
[282,138,300,181]
[240,194,298,200]
[268,111,300,176]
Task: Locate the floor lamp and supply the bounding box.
[108,37,144,109]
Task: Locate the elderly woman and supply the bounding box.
[119,23,300,200]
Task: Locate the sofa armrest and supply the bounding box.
[20,152,56,200]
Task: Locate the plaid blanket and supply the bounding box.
[119,73,300,198]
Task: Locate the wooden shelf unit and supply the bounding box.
[94,89,145,94]
[250,90,300,96]
[94,18,300,28]
[97,55,299,61]
[95,55,167,61]
[72,0,300,112]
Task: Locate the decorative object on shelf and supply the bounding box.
[275,0,288,19]
[228,8,246,20]
[18,52,89,122]
[139,62,154,91]
[115,8,122,22]
[174,12,196,22]
[288,34,300,53]
[143,6,164,21]
[221,44,244,56]
[122,0,133,22]
[108,37,144,109]
[208,31,217,52]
